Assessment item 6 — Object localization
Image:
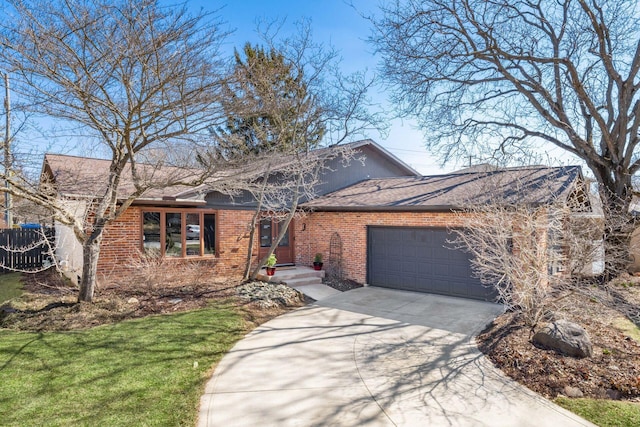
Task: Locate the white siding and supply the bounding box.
[55,199,86,284]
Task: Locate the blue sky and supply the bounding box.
[197,0,581,175]
[19,0,452,175]
[190,0,453,175]
[11,0,577,176]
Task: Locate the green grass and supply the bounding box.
[612,316,640,344]
[0,273,23,304]
[556,397,640,427]
[0,304,245,426]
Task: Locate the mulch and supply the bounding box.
[323,276,363,292]
[477,281,640,401]
[1,268,307,331]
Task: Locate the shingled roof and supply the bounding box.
[41,153,211,204]
[302,165,586,211]
[40,139,420,205]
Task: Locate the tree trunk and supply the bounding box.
[78,233,103,302]
[600,197,634,281]
[250,178,302,279]
[249,206,298,279]
[243,208,261,281]
[243,167,271,280]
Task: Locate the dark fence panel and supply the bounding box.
[0,228,55,273]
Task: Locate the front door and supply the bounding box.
[259,218,294,265]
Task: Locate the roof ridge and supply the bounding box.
[45,152,110,161]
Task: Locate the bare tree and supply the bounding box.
[456,206,555,327]
[450,168,600,326]
[372,0,640,278]
[215,21,382,279]
[215,41,325,280]
[244,147,357,280]
[0,0,229,301]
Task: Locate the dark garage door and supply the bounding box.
[367,226,496,301]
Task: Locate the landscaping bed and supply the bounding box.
[477,278,640,402]
[323,276,363,292]
[0,266,307,331]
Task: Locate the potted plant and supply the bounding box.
[313,253,323,271]
[265,254,277,276]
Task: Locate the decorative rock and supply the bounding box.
[127,297,139,304]
[606,389,622,400]
[236,281,304,308]
[532,319,593,358]
[168,298,182,305]
[563,385,584,398]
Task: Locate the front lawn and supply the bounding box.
[555,397,640,427]
[0,305,245,426]
[0,273,24,304]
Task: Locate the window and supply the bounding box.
[143,212,161,256]
[259,218,272,248]
[165,212,182,257]
[142,209,216,258]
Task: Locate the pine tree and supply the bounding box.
[216,43,324,158]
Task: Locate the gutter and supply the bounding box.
[131,198,206,207]
[300,204,458,213]
[300,200,569,213]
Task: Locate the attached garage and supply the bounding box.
[367,226,496,301]
[302,166,586,302]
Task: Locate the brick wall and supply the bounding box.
[96,207,260,281]
[215,209,259,276]
[96,207,475,284]
[96,207,142,278]
[294,211,467,284]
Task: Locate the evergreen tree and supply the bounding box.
[216,43,324,158]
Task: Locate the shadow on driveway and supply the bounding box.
[199,287,594,427]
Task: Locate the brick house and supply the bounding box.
[42,140,590,301]
[42,140,419,283]
[300,165,591,300]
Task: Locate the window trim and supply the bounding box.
[141,208,218,258]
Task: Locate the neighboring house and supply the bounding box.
[41,140,591,301]
[628,199,640,274]
[605,195,640,275]
[631,229,640,274]
[571,190,605,276]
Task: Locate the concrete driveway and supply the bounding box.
[198,287,594,426]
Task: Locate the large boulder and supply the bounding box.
[533,319,593,358]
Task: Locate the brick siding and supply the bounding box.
[294,211,467,284]
[96,207,560,287]
[97,207,260,281]
[215,209,259,275]
[96,207,142,278]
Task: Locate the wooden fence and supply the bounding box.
[0,228,55,273]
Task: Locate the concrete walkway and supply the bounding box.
[288,282,342,300]
[258,266,342,301]
[198,287,594,426]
